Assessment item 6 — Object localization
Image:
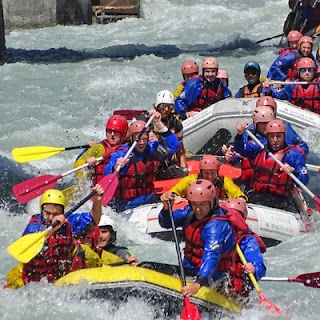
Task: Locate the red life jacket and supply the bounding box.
[115,154,155,200]
[191,77,225,111]
[251,146,296,196]
[22,216,74,284]
[93,140,122,184]
[238,83,263,98]
[229,231,266,297]
[183,208,249,272]
[240,157,253,182]
[278,47,296,55]
[291,79,320,115]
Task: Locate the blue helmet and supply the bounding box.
[244,61,261,73]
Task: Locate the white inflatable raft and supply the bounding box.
[183,98,320,154]
[127,202,311,247]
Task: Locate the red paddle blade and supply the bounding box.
[292,272,320,288]
[13,174,60,204]
[180,297,201,320]
[312,195,320,212]
[257,291,281,314]
[100,172,119,206]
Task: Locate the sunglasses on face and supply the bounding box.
[157,104,173,110]
[300,67,315,73]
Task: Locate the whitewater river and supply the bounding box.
[1,0,320,319]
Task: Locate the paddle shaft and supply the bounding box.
[245,130,319,201]
[114,116,154,172]
[271,81,320,85]
[168,200,186,286]
[256,33,283,44]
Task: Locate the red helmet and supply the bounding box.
[298,36,313,49]
[297,57,316,70]
[202,57,219,70]
[224,199,248,219]
[255,96,277,114]
[200,155,220,171]
[217,69,229,79]
[287,30,302,42]
[187,179,216,208]
[265,119,286,134]
[181,60,199,75]
[252,107,275,124]
[106,115,128,139]
[128,120,150,137]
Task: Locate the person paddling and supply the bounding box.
[103,110,180,212]
[234,119,309,212]
[264,57,320,115]
[279,30,302,54]
[174,57,231,119]
[6,185,105,288]
[159,179,250,297]
[73,115,128,183]
[217,69,230,88]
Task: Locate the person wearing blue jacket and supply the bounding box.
[174,57,231,119]
[159,179,251,298]
[234,119,309,211]
[264,57,320,115]
[267,35,317,80]
[104,110,180,211]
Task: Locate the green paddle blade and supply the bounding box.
[12,146,65,163]
[8,230,48,263]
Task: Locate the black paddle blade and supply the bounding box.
[197,128,232,156]
[294,272,320,288]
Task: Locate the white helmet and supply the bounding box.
[155,90,174,107]
[98,215,117,232]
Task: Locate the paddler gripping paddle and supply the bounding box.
[8,179,108,264]
[100,115,155,206]
[12,144,90,163]
[236,244,281,314]
[13,157,103,204]
[246,129,320,212]
[167,200,201,320]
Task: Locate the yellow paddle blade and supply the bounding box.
[7,231,48,263]
[12,146,65,163]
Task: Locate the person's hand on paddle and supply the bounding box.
[149,109,166,131]
[236,121,248,136]
[160,192,175,209]
[88,140,97,147]
[280,163,294,174]
[262,78,272,94]
[125,254,139,266]
[92,184,105,201]
[182,282,201,297]
[221,144,235,163]
[115,157,130,170]
[244,262,255,274]
[87,156,100,166]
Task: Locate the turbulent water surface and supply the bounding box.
[1,0,320,319]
